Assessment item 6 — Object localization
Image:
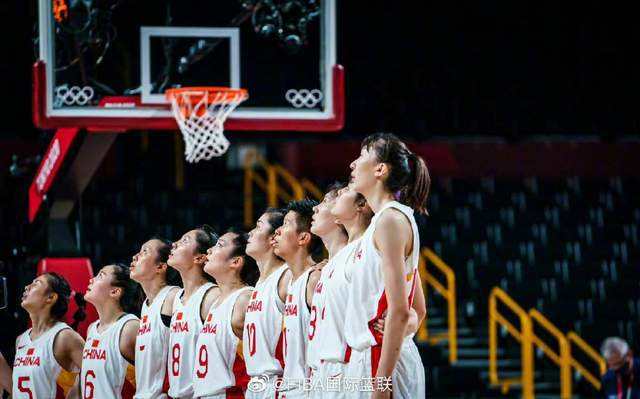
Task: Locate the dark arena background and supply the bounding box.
[1,1,639,398]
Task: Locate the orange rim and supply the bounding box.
[165,87,248,105]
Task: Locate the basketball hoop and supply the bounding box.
[165,87,248,163]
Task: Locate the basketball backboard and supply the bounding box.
[34,0,343,132]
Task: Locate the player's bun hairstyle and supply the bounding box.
[111,263,143,315]
[43,272,71,320]
[325,181,346,197]
[152,236,182,287]
[355,192,374,223]
[287,199,325,262]
[361,133,431,214]
[194,225,219,283]
[71,292,87,330]
[263,208,286,235]
[226,227,259,286]
[325,181,347,235]
[194,224,218,254]
[154,237,172,263]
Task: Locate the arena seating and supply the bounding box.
[423,176,639,396]
[80,170,248,266]
[425,176,638,341]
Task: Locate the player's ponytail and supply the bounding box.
[111,263,143,315]
[354,192,374,224]
[194,225,218,254]
[264,208,286,234]
[226,227,259,286]
[71,292,87,330]
[43,272,71,320]
[361,133,431,214]
[194,225,219,284]
[153,236,182,287]
[404,151,430,214]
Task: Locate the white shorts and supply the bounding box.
[394,339,425,399]
[309,360,351,399]
[345,337,425,399]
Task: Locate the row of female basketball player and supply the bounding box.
[0,133,430,399]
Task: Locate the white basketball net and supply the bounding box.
[168,89,248,163]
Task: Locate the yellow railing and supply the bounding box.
[529,309,571,398]
[418,248,457,364]
[301,178,323,200]
[489,287,534,398]
[270,164,305,204]
[489,288,605,398]
[567,331,606,391]
[244,158,322,227]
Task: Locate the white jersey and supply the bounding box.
[81,314,138,399]
[243,264,288,377]
[12,322,70,399]
[307,243,356,370]
[168,282,215,399]
[193,286,252,398]
[316,239,362,363]
[344,201,421,352]
[135,285,177,399]
[281,268,313,389]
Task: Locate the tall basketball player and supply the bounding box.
[130,238,180,399]
[243,208,291,399]
[0,273,85,399]
[167,226,221,399]
[272,199,324,398]
[306,183,348,388]
[193,229,258,398]
[311,185,373,398]
[81,263,141,399]
[346,133,430,398]
[318,185,426,397]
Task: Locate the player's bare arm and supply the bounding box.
[373,210,413,381]
[200,285,221,323]
[231,289,253,339]
[119,319,140,365]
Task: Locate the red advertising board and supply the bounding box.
[28,128,80,222]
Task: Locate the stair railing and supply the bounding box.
[301,178,324,200]
[244,157,322,227]
[528,309,571,398]
[489,288,606,398]
[567,331,606,391]
[418,248,458,364]
[489,287,534,398]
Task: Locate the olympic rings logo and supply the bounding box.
[285,89,323,108]
[55,85,95,106]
